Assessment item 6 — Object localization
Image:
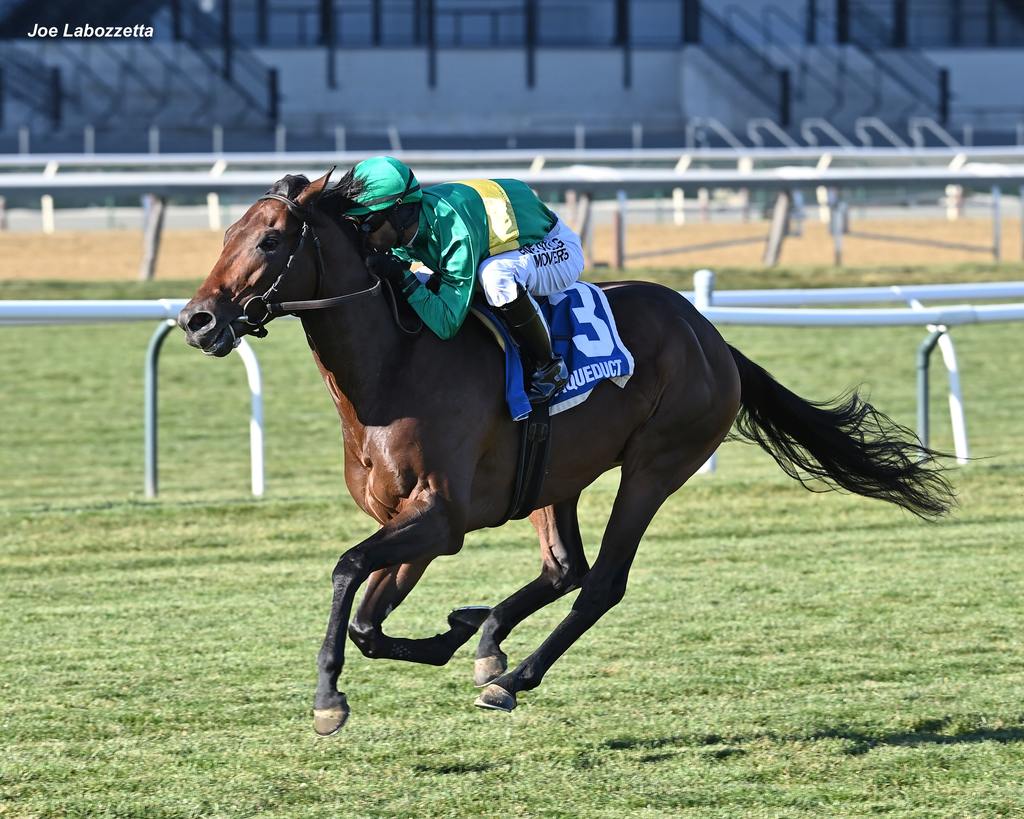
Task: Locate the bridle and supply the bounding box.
[238,191,384,338]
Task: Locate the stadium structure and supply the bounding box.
[0,0,1023,152]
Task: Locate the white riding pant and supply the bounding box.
[477,219,584,308]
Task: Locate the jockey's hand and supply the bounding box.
[366,252,410,289]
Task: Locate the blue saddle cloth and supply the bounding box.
[472,282,635,421]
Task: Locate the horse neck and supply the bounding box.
[298,228,401,423]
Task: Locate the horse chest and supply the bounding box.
[343,447,405,524]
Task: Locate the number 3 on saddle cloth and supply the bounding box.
[471,281,635,523]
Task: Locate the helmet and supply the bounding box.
[344,156,422,217]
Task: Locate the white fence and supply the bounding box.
[0,299,265,499]
[5,164,1024,195]
[3,281,1023,495]
[5,145,1024,172]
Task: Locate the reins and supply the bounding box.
[240,191,421,337]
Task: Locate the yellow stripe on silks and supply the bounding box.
[454,179,520,255]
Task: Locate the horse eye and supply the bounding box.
[259,235,280,252]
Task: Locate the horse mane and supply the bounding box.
[265,169,365,218]
[320,168,366,220]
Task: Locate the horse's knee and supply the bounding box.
[347,619,383,659]
[332,548,368,585]
[416,493,465,556]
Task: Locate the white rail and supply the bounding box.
[5,146,1024,172]
[0,302,264,498]
[3,284,1022,490]
[700,302,1024,326]
[681,281,1024,307]
[5,164,1024,196]
[686,274,1024,467]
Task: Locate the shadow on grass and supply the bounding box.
[806,721,1024,756]
[603,719,1024,759]
[412,761,497,775]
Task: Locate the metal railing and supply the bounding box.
[5,283,1024,488]
[0,299,265,499]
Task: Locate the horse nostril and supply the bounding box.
[187,310,215,333]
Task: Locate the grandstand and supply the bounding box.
[1,0,1023,152]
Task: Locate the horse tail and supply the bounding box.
[727,345,955,519]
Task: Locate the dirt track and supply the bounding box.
[0,217,1020,281]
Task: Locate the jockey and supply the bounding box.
[340,156,584,405]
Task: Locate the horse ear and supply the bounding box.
[297,166,336,206]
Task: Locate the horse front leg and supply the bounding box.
[347,559,490,665]
[314,493,464,736]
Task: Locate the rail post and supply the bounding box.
[829,191,844,265]
[145,320,177,498]
[145,321,265,498]
[612,190,627,269]
[916,328,945,451]
[40,195,55,234]
[763,190,791,266]
[139,194,167,281]
[992,185,1001,261]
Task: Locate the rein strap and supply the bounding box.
[267,280,382,316]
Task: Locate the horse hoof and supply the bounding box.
[474,683,517,712]
[473,654,507,687]
[313,697,350,736]
[448,606,491,632]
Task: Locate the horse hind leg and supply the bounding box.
[475,446,709,713]
[474,496,590,686]
[348,559,491,666]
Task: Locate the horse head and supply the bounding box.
[178,168,365,356]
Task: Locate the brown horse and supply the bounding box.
[178,170,953,735]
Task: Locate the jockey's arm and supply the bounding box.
[394,207,478,341]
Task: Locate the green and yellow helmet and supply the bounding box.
[344,156,422,217]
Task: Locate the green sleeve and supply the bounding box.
[402,207,477,340]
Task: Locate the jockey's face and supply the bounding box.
[362,216,399,254]
[360,204,420,254]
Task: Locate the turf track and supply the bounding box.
[2,268,1023,817]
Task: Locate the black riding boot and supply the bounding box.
[497,288,569,405]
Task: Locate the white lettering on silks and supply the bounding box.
[566,359,622,391]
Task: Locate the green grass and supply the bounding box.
[2,270,1024,817]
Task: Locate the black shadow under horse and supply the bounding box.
[178,170,954,735]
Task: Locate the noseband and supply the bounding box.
[240,192,382,337]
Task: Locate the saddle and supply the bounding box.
[470,282,634,525]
